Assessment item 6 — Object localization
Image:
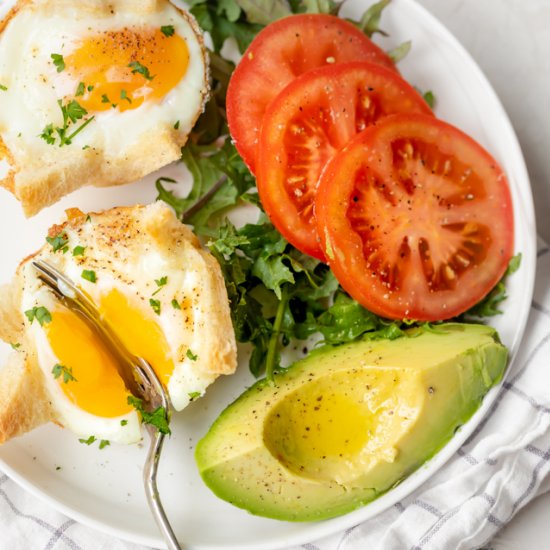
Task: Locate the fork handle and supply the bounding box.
[144,426,183,550]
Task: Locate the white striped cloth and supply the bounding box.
[1,239,550,550]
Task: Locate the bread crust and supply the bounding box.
[0,349,54,444]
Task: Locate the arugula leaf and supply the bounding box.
[423,90,436,109]
[461,254,522,318]
[388,40,411,63]
[295,292,401,344]
[156,138,255,235]
[356,0,391,37]
[300,0,342,15]
[234,0,291,25]
[189,2,263,53]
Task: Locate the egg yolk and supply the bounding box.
[99,288,174,387]
[46,308,133,417]
[64,27,189,112]
[45,288,174,418]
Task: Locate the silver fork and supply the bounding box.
[32,259,183,550]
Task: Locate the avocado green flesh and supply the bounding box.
[195,324,507,522]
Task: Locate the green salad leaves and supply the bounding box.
[155,0,519,383]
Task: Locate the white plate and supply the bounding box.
[0,0,537,548]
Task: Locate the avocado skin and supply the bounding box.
[195,323,507,522]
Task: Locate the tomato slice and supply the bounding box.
[257,62,433,260]
[316,113,514,321]
[227,14,397,174]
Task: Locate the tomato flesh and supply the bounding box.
[227,14,397,173]
[257,62,433,260]
[316,114,514,321]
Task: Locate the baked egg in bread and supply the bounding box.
[0,203,237,444]
[0,0,209,216]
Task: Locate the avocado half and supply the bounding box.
[195,323,507,522]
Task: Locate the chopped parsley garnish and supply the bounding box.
[152,276,168,296]
[174,120,180,130]
[79,435,96,445]
[127,396,171,435]
[0,84,7,91]
[186,349,198,361]
[40,124,56,145]
[188,391,200,401]
[75,82,86,96]
[25,306,52,326]
[120,89,132,103]
[120,419,128,426]
[52,363,77,383]
[99,440,110,450]
[10,342,21,350]
[101,94,110,104]
[149,298,161,315]
[39,99,94,147]
[85,214,92,222]
[46,231,69,253]
[128,61,154,81]
[171,299,181,310]
[81,269,97,283]
[51,53,65,72]
[72,245,86,256]
[87,85,94,92]
[161,25,175,37]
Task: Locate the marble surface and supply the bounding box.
[415,1,550,547]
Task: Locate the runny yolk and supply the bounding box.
[46,309,133,417]
[45,288,174,418]
[64,27,189,112]
[99,288,174,387]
